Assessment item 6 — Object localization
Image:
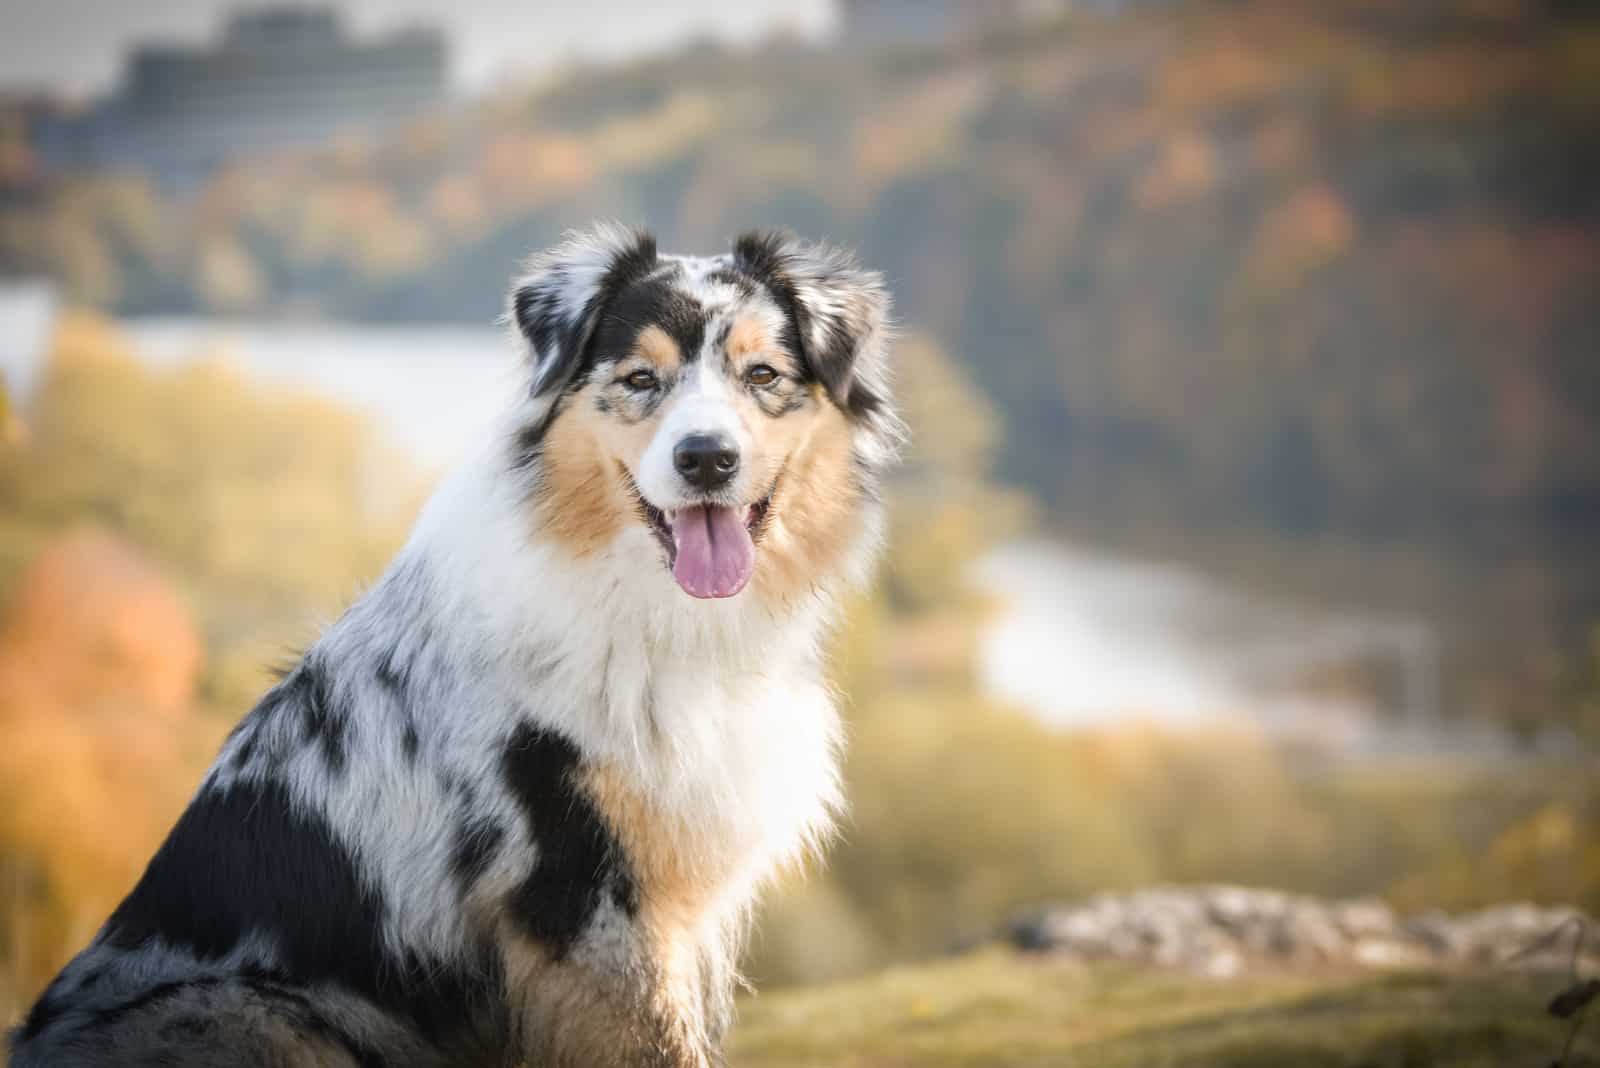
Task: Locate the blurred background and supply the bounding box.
[1,0,1598,1030]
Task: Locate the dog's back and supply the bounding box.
[15,968,420,1068]
[12,658,512,1067]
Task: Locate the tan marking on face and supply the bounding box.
[751,395,863,607]
[535,377,666,556]
[633,324,682,371]
[537,330,866,602]
[535,403,630,557]
[725,316,770,360]
[725,315,800,377]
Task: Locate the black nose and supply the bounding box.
[673,433,739,491]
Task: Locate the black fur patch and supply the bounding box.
[512,238,662,470]
[375,646,410,695]
[230,729,257,771]
[104,778,382,969]
[16,974,69,1042]
[499,722,638,959]
[510,230,660,471]
[293,660,349,773]
[88,978,199,1032]
[157,1012,213,1042]
[730,232,808,371]
[514,230,659,401]
[450,815,506,892]
[592,276,708,370]
[732,230,886,420]
[372,646,423,763]
[78,973,387,1068]
[100,777,489,1048]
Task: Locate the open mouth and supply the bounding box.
[629,475,775,600]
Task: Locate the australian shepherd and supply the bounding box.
[10,225,899,1067]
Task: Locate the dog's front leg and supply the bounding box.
[507,946,716,1068]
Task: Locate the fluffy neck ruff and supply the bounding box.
[369,404,881,882]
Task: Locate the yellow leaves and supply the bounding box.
[885,334,1029,614]
[197,235,266,312]
[1553,28,1600,124]
[1346,41,1541,122]
[1,313,417,677]
[1483,804,1587,897]
[1158,31,1282,113]
[0,376,17,447]
[355,216,433,281]
[897,335,1002,484]
[427,173,488,233]
[486,133,593,192]
[1134,131,1218,211]
[591,91,720,172]
[285,180,432,280]
[851,76,979,206]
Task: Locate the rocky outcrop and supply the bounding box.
[1010,886,1595,978]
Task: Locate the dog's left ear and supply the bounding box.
[509,223,659,397]
[732,230,891,416]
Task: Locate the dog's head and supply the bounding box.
[509,224,898,602]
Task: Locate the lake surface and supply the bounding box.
[975,540,1443,748]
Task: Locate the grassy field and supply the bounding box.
[731,948,1598,1067]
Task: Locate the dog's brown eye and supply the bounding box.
[746,365,779,387]
[624,370,659,391]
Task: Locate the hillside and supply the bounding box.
[731,949,1597,1067]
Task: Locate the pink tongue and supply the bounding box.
[671,505,755,599]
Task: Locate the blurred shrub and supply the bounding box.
[0,313,420,712]
[0,529,223,1018]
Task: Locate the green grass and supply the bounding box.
[731,948,1598,1067]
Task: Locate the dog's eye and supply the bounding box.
[624,369,659,391]
[745,365,779,387]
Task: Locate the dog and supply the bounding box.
[9,225,899,1067]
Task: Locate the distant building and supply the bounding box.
[33,7,447,188]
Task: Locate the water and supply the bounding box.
[975,540,1443,750]
[0,282,59,402]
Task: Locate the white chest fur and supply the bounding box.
[409,452,845,920]
[530,551,844,913]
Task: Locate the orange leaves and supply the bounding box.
[0,529,218,1006]
[1241,185,1355,295]
[1134,132,1218,211]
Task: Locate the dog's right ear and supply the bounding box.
[509,223,658,397]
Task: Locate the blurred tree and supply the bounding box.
[0,314,419,711]
[0,529,222,1011]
